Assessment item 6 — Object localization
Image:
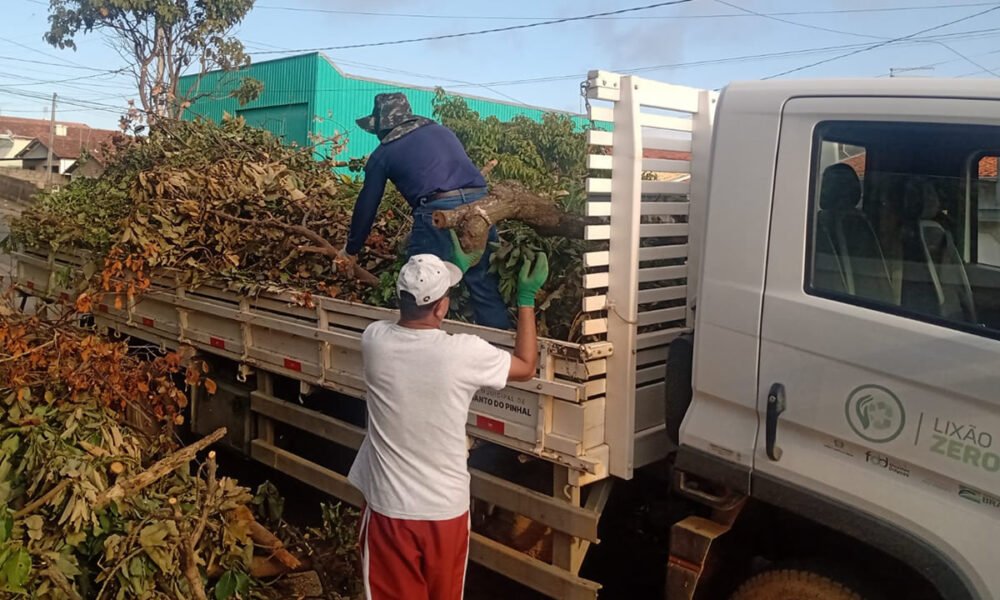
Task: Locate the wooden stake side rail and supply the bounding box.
[13,249,612,478]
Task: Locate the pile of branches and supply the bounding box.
[8,116,408,303]
[0,298,352,598]
[7,92,593,340]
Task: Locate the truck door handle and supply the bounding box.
[766,383,786,461]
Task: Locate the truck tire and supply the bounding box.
[729,569,864,600]
[664,333,693,446]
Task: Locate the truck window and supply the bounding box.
[807,121,1000,337]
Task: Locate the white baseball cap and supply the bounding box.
[397,254,463,306]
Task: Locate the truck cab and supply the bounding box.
[679,79,1000,599]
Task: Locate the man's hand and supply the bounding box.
[517,252,549,307]
[449,230,483,273]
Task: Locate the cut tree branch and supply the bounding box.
[15,479,70,519]
[94,427,226,509]
[206,209,379,285]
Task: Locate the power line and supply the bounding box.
[0,69,135,100]
[253,2,1000,21]
[0,36,88,69]
[714,0,884,40]
[0,87,132,117]
[0,55,128,73]
[252,0,694,54]
[763,5,1000,79]
[437,28,1000,89]
[0,68,130,87]
[231,27,1000,100]
[717,1,1000,77]
[242,25,1000,92]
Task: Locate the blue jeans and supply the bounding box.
[410,190,512,329]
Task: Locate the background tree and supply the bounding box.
[45,0,258,120]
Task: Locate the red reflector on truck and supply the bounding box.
[141,317,154,327]
[210,337,226,349]
[476,416,505,435]
[284,358,302,372]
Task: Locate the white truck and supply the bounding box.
[13,70,1000,599]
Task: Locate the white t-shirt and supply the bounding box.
[347,320,512,521]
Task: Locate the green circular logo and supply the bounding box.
[845,385,905,443]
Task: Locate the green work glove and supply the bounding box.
[449,230,483,273]
[517,252,549,307]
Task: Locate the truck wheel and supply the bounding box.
[664,333,693,446]
[730,569,863,600]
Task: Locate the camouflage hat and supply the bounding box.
[356,93,432,142]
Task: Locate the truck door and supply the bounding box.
[756,96,1000,597]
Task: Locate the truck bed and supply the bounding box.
[11,69,714,599]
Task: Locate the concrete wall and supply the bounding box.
[0,169,68,207]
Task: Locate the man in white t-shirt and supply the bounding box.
[348,234,548,600]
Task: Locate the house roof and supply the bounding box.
[981,156,997,178]
[839,151,997,180]
[14,127,120,161]
[643,148,691,161]
[0,115,90,141]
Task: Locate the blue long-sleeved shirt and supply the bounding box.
[346,123,486,255]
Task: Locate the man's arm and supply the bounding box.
[344,158,388,256]
[507,305,538,382]
[507,254,548,382]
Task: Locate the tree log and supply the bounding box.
[94,427,226,509]
[227,504,302,570]
[431,181,584,253]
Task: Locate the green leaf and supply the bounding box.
[0,512,11,543]
[215,574,236,599]
[139,522,179,573]
[65,530,87,547]
[24,515,44,541]
[1,547,31,591]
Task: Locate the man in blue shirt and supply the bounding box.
[340,93,511,329]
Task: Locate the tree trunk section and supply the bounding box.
[94,427,226,509]
[431,181,584,253]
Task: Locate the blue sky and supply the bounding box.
[2,0,1000,130]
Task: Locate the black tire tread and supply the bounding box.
[729,569,864,600]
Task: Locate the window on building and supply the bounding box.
[807,121,1000,337]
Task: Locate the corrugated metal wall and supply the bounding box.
[180,53,594,162]
[178,54,317,146]
[311,55,587,161]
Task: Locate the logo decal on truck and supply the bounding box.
[845,385,905,443]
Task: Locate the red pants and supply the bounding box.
[359,506,470,600]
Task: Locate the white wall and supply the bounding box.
[0,136,30,168]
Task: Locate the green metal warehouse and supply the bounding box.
[178,52,588,162]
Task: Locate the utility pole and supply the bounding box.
[45,93,57,185]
